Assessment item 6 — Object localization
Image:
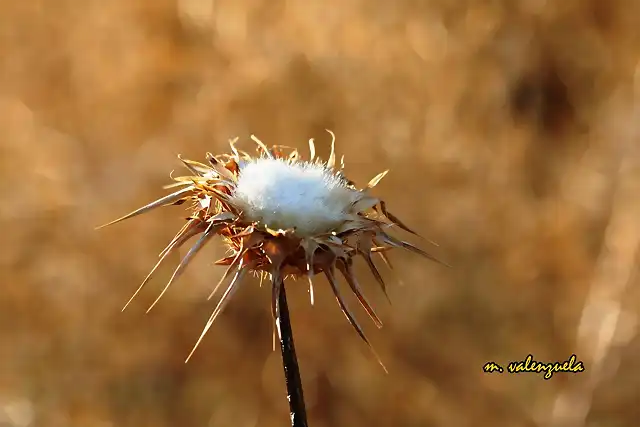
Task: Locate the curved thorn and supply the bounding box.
[123,221,204,311]
[336,260,383,328]
[326,129,336,169]
[361,250,391,304]
[378,233,451,268]
[158,219,200,258]
[207,248,246,300]
[324,266,387,373]
[228,137,240,158]
[95,187,194,229]
[250,135,274,159]
[123,242,176,312]
[308,138,316,161]
[146,223,217,313]
[185,261,253,362]
[367,170,389,189]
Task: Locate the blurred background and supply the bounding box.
[1,0,639,426]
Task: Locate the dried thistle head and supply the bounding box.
[98,131,446,368]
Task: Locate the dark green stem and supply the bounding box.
[277,282,309,427]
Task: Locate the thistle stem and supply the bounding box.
[276,282,309,427]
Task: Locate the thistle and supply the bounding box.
[97,131,445,369]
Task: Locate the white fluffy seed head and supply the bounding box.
[230,157,361,236]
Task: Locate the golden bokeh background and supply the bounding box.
[1,1,639,426]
